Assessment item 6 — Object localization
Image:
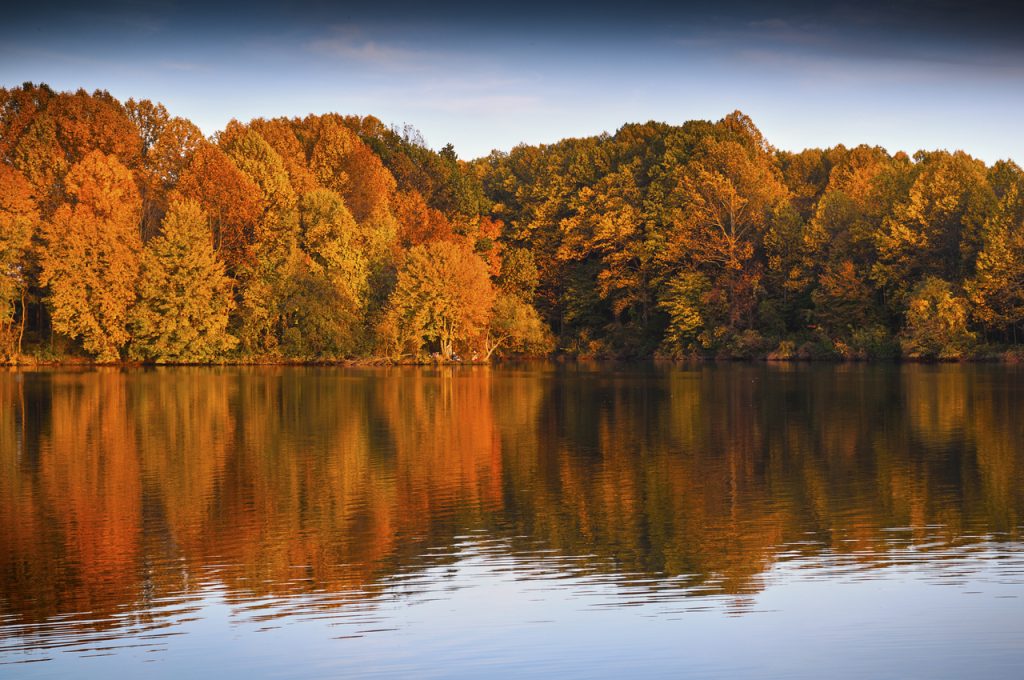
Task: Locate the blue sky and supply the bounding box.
[2,1,1023,162]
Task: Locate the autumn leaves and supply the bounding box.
[0,85,546,363]
[40,151,142,361]
[484,113,1024,359]
[4,84,1024,362]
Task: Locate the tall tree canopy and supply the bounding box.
[0,164,38,358]
[131,199,238,362]
[40,151,142,361]
[4,84,1024,363]
[381,240,494,359]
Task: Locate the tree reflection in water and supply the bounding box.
[1,364,1022,652]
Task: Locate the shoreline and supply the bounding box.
[3,353,1023,368]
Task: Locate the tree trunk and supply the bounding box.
[17,289,26,357]
[441,334,452,360]
[484,335,508,361]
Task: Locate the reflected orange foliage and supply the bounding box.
[1,365,1023,640]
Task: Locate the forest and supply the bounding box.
[2,83,1023,363]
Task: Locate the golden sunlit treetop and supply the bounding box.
[1,84,1024,363]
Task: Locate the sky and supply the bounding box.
[2,0,1023,162]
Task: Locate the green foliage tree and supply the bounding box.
[657,271,711,354]
[130,200,238,362]
[278,264,358,358]
[965,182,1024,341]
[899,277,975,360]
[558,163,658,350]
[273,189,371,358]
[482,247,552,358]
[874,152,996,304]
[484,293,552,359]
[811,261,874,338]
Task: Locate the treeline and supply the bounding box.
[2,83,1024,362]
[0,83,548,363]
[482,114,1024,359]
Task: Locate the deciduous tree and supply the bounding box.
[171,143,264,270]
[381,240,494,359]
[484,293,552,359]
[310,117,397,223]
[899,277,975,360]
[874,151,995,303]
[0,165,38,358]
[40,151,142,361]
[966,182,1024,340]
[130,200,238,362]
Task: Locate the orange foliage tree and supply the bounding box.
[0,165,38,358]
[172,143,265,271]
[40,151,142,361]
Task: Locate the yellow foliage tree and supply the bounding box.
[381,240,494,359]
[310,117,396,222]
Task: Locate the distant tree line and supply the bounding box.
[1,83,1022,362]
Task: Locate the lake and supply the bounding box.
[1,363,1023,678]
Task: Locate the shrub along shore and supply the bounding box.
[3,84,1024,365]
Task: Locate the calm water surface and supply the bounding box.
[1,364,1023,678]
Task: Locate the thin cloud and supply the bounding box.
[158,60,207,72]
[670,18,1024,79]
[307,26,448,70]
[416,93,543,114]
[744,18,832,46]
